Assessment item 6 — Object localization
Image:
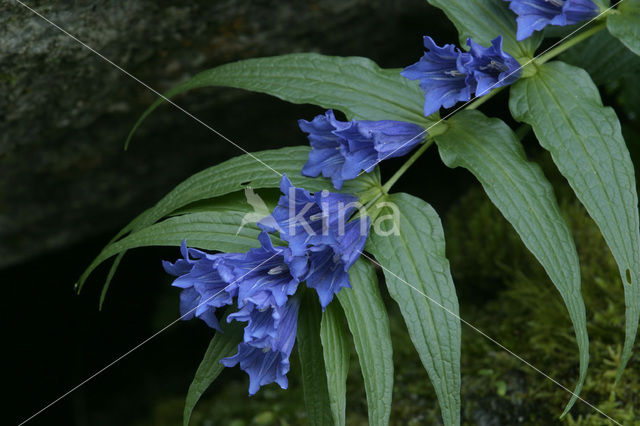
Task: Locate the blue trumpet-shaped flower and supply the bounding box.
[505,0,600,41]
[335,119,426,175]
[163,241,237,331]
[305,217,370,308]
[221,232,307,309]
[165,176,370,395]
[466,36,522,96]
[259,174,360,255]
[403,36,522,114]
[299,110,350,189]
[299,110,426,189]
[222,296,300,395]
[401,36,476,117]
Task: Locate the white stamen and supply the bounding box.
[444,70,465,77]
[268,265,287,275]
[309,212,324,221]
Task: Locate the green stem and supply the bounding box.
[535,22,606,65]
[381,22,607,192]
[382,138,434,193]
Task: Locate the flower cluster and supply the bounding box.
[164,175,369,394]
[299,110,426,189]
[402,36,522,117]
[505,0,600,41]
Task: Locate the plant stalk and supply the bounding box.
[382,22,607,192]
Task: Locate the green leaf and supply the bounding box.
[80,211,269,294]
[183,314,244,426]
[367,193,460,426]
[434,109,589,415]
[297,290,334,426]
[426,0,541,59]
[510,60,640,381]
[124,146,376,236]
[126,53,430,147]
[560,31,639,85]
[607,0,640,56]
[338,259,393,426]
[320,302,350,426]
[77,146,382,296]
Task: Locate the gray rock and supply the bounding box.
[0,0,445,268]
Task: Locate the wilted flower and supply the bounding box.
[505,0,600,41]
[299,110,426,189]
[401,36,476,117]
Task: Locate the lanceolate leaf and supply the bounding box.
[426,0,541,59]
[183,314,244,426]
[77,146,382,297]
[123,146,377,236]
[338,259,393,426]
[80,211,268,293]
[126,53,429,148]
[297,290,334,426]
[607,0,640,56]
[320,302,350,426]
[510,60,640,380]
[560,31,639,85]
[367,193,461,426]
[435,110,589,415]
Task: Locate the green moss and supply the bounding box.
[445,182,638,425]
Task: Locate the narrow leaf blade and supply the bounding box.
[338,259,393,426]
[183,315,244,426]
[297,290,334,426]
[367,193,461,426]
[80,211,267,289]
[127,53,429,147]
[435,109,589,415]
[320,302,350,426]
[510,60,640,380]
[77,146,381,294]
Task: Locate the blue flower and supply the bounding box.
[465,36,522,96]
[221,232,307,309]
[334,120,426,175]
[299,111,426,189]
[505,0,600,41]
[260,175,360,256]
[305,216,370,308]
[401,36,476,117]
[163,241,237,331]
[222,296,300,395]
[299,110,350,189]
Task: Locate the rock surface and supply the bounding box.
[0,0,449,268]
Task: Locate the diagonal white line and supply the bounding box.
[10,0,283,178]
[361,0,625,177]
[17,251,281,426]
[359,251,622,425]
[11,0,626,424]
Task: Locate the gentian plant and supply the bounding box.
[79,1,640,424]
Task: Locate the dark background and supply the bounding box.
[3,1,469,424]
[5,1,637,425]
